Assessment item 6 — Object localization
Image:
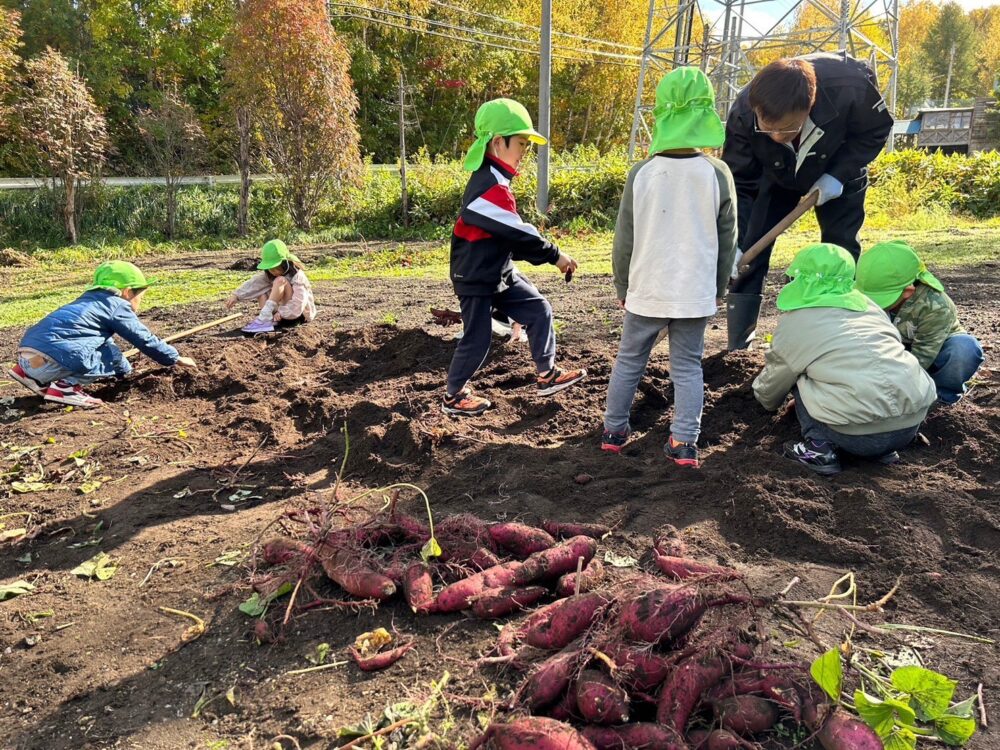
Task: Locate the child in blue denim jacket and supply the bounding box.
[9,261,197,408]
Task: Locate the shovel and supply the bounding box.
[731,189,819,285]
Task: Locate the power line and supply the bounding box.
[329,3,643,65]
[426,0,645,52]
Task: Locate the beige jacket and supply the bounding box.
[234,270,317,322]
[753,301,936,435]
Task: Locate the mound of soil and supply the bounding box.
[0,267,997,749]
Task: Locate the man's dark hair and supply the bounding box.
[749,59,817,121]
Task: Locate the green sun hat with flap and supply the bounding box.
[257,239,301,270]
[776,243,870,312]
[649,67,725,154]
[855,240,944,309]
[86,260,154,292]
[463,98,547,172]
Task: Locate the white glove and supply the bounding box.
[730,248,744,280]
[809,173,844,206]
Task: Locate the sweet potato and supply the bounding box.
[582,724,686,750]
[513,535,598,586]
[656,647,751,731]
[706,730,754,750]
[709,672,802,722]
[488,522,557,558]
[522,591,610,650]
[261,537,308,565]
[575,669,629,725]
[350,640,415,672]
[435,561,523,613]
[547,686,579,721]
[473,586,548,619]
[555,561,606,597]
[402,562,435,614]
[469,547,502,570]
[472,717,597,750]
[542,520,610,539]
[521,647,581,710]
[654,553,743,582]
[618,585,704,645]
[602,644,673,692]
[315,544,396,600]
[814,709,884,750]
[714,695,778,735]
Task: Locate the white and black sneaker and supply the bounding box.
[782,439,841,476]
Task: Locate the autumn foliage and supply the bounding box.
[226,0,361,230]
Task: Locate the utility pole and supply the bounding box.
[944,43,956,107]
[839,0,850,50]
[536,0,551,215]
[398,70,409,228]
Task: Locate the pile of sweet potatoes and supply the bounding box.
[254,511,881,749]
[469,534,882,750]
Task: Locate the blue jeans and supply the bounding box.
[604,312,708,444]
[928,334,984,405]
[19,355,99,387]
[793,387,921,458]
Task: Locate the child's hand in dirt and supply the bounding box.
[782,398,796,418]
[272,312,283,323]
[618,298,626,309]
[556,254,578,274]
[224,295,238,310]
[176,356,198,370]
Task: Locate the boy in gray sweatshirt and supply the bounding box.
[602,68,738,468]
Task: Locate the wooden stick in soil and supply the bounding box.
[978,683,988,728]
[338,717,420,749]
[123,313,242,357]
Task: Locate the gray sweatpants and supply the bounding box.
[603,311,709,444]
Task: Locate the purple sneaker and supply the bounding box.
[241,318,275,335]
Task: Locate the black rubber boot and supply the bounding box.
[726,293,763,351]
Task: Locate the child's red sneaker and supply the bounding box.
[537,367,587,396]
[43,380,103,409]
[664,435,699,468]
[600,428,631,454]
[8,364,44,395]
[442,388,491,417]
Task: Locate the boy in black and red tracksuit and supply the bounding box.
[442,98,586,417]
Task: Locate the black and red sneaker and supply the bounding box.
[664,435,699,468]
[600,428,630,454]
[537,367,587,396]
[8,363,44,395]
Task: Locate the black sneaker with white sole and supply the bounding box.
[782,439,842,475]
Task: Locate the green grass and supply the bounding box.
[3,222,1000,330]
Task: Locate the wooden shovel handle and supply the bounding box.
[123,313,243,358]
[737,190,820,273]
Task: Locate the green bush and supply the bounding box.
[2,148,1000,252]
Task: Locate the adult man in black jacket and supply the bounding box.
[722,51,894,349]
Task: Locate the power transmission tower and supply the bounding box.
[628,0,900,158]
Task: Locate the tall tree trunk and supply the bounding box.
[64,174,77,245]
[166,182,177,239]
[581,101,594,143]
[236,106,252,238]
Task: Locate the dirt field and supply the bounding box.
[1,250,998,750]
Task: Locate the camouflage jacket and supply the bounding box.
[890,283,965,369]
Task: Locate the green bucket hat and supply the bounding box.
[776,243,870,312]
[649,67,725,155]
[86,260,153,292]
[855,240,944,309]
[257,239,301,270]
[463,98,547,172]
